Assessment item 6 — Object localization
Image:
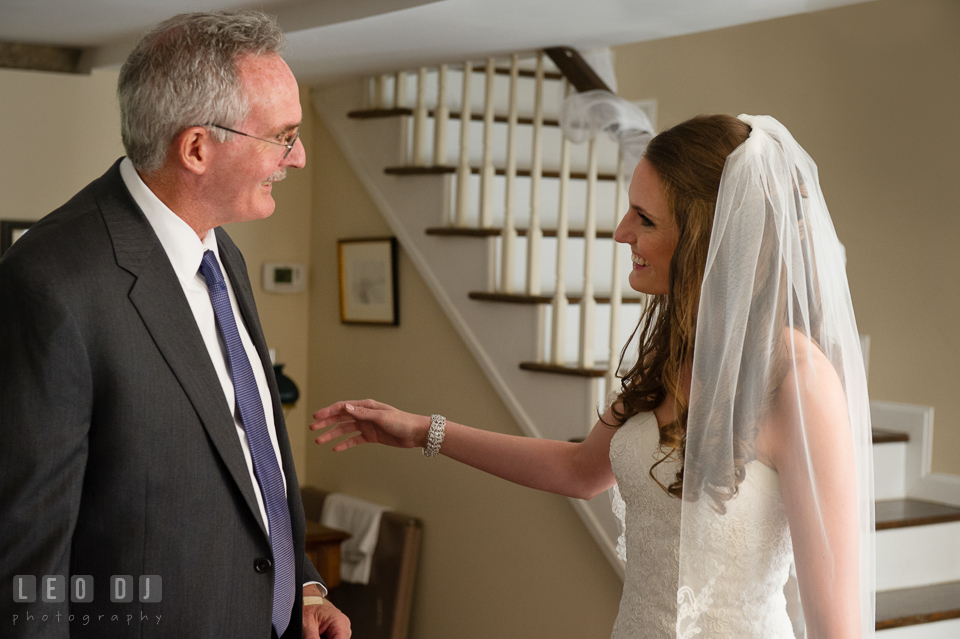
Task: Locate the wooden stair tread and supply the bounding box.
[519,361,607,378]
[872,428,910,443]
[469,291,642,305]
[876,498,960,530]
[492,66,564,80]
[876,580,960,630]
[349,107,560,127]
[347,108,413,119]
[385,165,619,181]
[426,226,615,239]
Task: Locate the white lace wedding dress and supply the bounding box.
[608,412,797,638]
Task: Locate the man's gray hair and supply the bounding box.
[118,10,286,173]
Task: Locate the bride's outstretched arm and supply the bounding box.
[763,344,862,639]
[311,399,619,500]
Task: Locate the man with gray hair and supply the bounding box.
[0,11,350,638]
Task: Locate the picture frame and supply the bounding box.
[338,236,399,325]
[1,220,34,256]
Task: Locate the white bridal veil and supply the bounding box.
[677,115,875,638]
[561,95,875,638]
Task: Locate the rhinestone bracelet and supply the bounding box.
[422,414,446,457]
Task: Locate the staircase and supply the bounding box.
[311,49,960,637]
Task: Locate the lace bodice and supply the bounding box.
[608,412,795,638]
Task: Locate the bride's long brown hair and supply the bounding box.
[608,115,751,500]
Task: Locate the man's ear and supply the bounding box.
[176,126,212,176]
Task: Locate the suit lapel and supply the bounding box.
[95,162,270,538]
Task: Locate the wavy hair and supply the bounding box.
[608,115,751,501]
[118,10,285,173]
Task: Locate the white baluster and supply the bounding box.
[551,81,572,366]
[606,155,626,392]
[500,54,520,293]
[479,58,496,228]
[579,137,599,369]
[526,51,545,296]
[455,61,473,227]
[374,75,388,110]
[393,70,407,108]
[433,65,449,167]
[394,71,408,165]
[412,67,427,166]
[535,306,547,363]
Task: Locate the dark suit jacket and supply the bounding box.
[0,159,323,638]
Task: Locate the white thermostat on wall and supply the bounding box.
[262,262,306,293]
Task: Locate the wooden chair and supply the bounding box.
[301,486,422,639]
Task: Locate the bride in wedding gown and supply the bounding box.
[311,114,876,638]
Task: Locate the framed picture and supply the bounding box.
[1,220,34,256]
[338,237,399,325]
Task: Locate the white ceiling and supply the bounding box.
[0,0,874,84]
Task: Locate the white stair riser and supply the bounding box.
[876,521,960,591]
[874,442,908,500]
[877,618,960,638]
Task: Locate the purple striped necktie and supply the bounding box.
[199,250,295,636]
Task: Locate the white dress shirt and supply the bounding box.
[119,158,287,533]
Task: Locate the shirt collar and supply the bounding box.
[119,158,220,285]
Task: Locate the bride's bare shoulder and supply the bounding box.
[759,328,850,464]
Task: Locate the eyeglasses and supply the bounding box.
[207,123,300,159]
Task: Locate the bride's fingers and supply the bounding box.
[309,414,357,431]
[312,400,367,421]
[332,431,369,453]
[312,422,358,444]
[343,402,382,421]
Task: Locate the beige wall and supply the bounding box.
[304,116,623,638]
[613,0,960,474]
[0,67,124,218]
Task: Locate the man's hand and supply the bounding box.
[302,584,351,639]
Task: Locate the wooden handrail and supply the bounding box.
[543,46,612,93]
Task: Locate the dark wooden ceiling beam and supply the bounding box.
[0,41,84,74]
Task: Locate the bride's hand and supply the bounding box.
[311,399,430,452]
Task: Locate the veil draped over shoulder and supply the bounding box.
[676,115,875,638]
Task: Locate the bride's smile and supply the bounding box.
[614,157,678,297]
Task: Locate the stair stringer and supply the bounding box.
[313,79,626,579]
